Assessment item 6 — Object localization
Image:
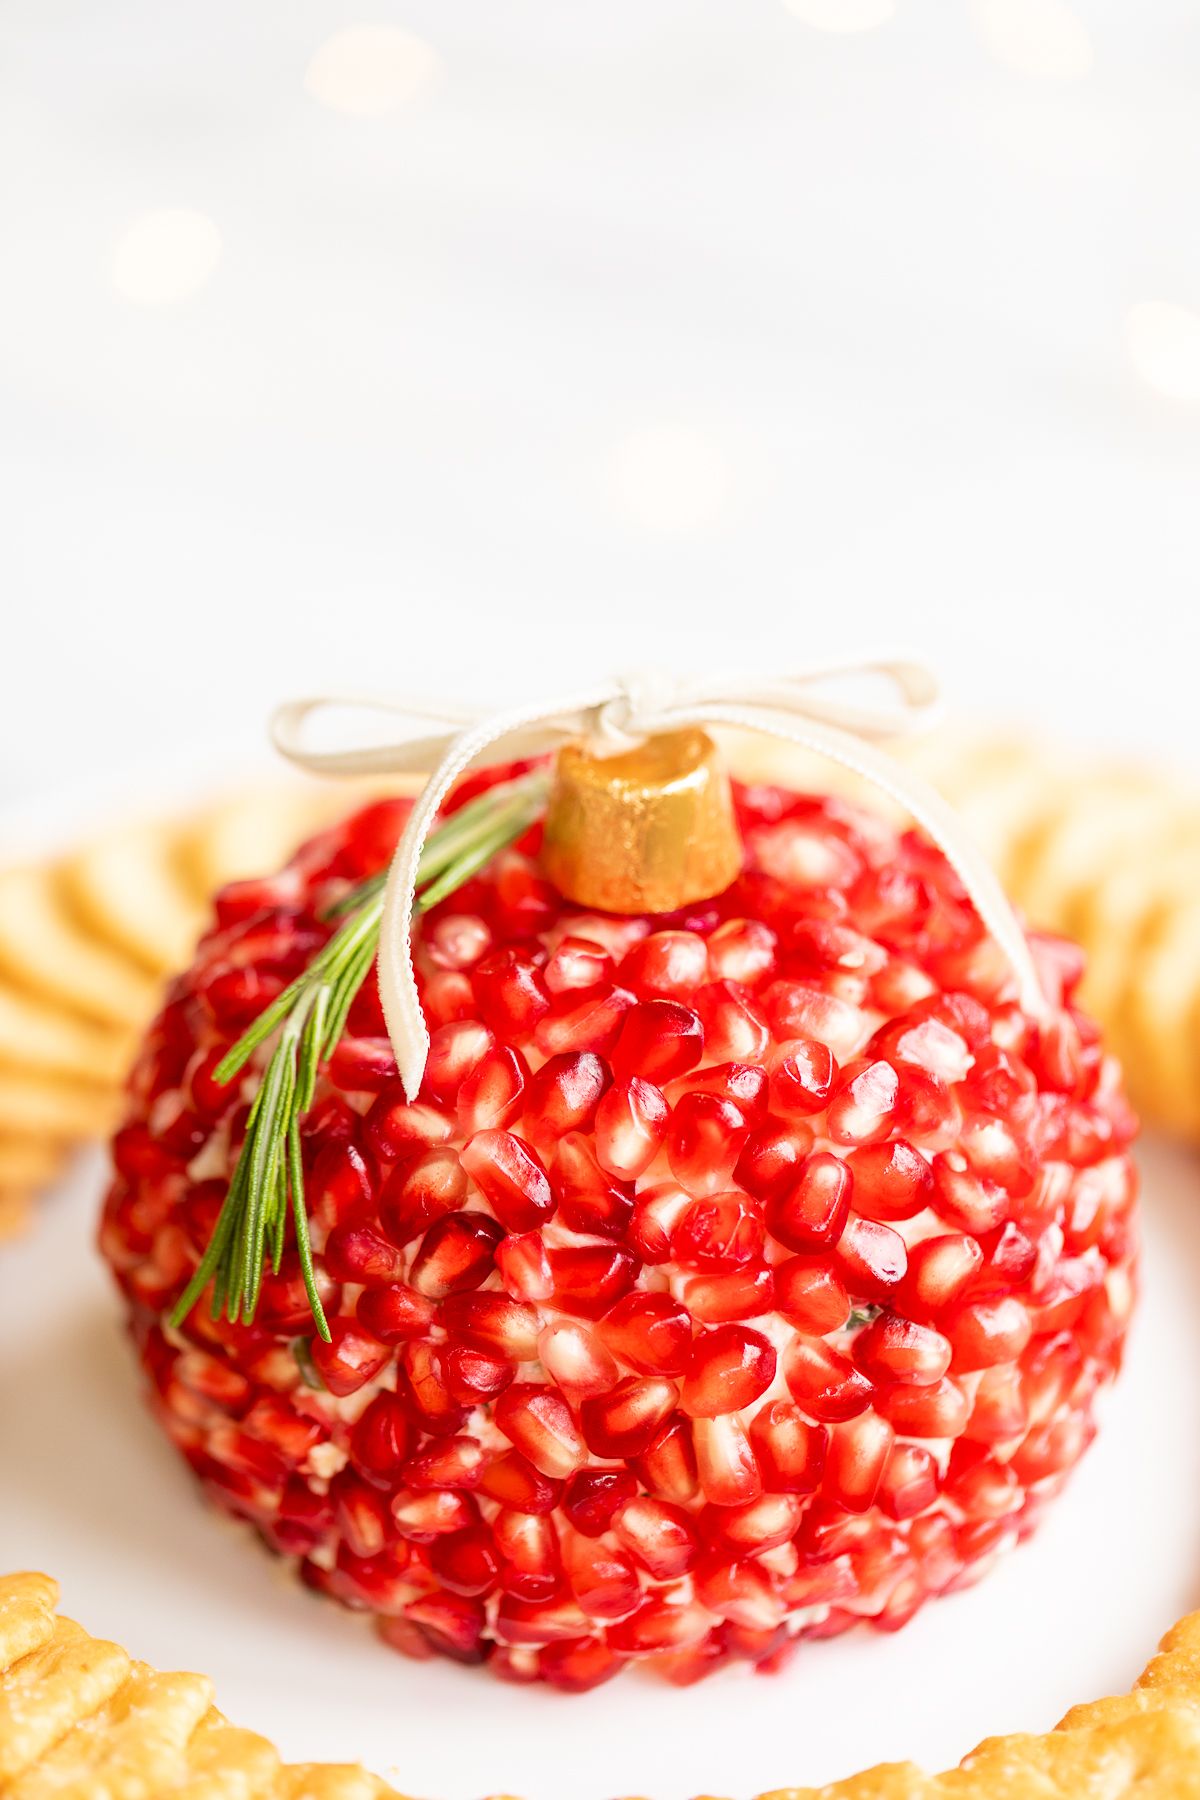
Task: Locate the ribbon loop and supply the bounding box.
[271,662,1048,1099]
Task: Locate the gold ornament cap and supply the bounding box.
[540,728,743,914]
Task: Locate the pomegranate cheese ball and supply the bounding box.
[101,767,1138,1689]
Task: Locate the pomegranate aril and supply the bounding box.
[495,1591,593,1647]
[597,1290,692,1376]
[707,918,777,987]
[680,1325,776,1419]
[846,1139,933,1222]
[399,1340,465,1434]
[629,1182,693,1264]
[932,1154,1010,1236]
[309,1142,374,1233]
[579,1376,677,1458]
[770,1038,837,1116]
[607,1596,711,1655]
[522,1051,609,1148]
[901,1233,984,1315]
[695,980,770,1062]
[494,1384,587,1477]
[835,1215,907,1301]
[943,1296,1032,1370]
[963,1365,1028,1443]
[853,1313,953,1387]
[331,1469,392,1558]
[946,1443,1020,1518]
[694,1414,763,1505]
[735,1118,810,1202]
[444,1343,516,1403]
[548,1243,639,1320]
[362,1094,453,1169]
[543,935,614,996]
[423,1020,493,1104]
[709,1491,805,1553]
[534,986,633,1058]
[391,1485,478,1541]
[561,1467,638,1537]
[877,1375,970,1439]
[593,1077,670,1179]
[684,1263,774,1325]
[668,1093,749,1199]
[827,1058,900,1146]
[620,929,709,999]
[750,1395,828,1486]
[410,1211,503,1298]
[612,1496,699,1577]
[419,970,476,1028]
[324,1223,408,1287]
[784,1338,874,1423]
[538,1636,626,1693]
[537,1320,619,1397]
[404,1590,488,1662]
[350,1392,414,1485]
[379,1147,467,1247]
[174,1349,251,1415]
[672,1189,764,1271]
[328,1037,398,1094]
[774,1255,849,1334]
[554,1132,634,1239]
[430,1526,501,1597]
[479,1451,563,1516]
[679,1061,769,1123]
[472,946,550,1038]
[697,1555,785,1631]
[562,1531,641,1620]
[878,1442,940,1521]
[424,911,491,971]
[309,1319,389,1398]
[356,1282,436,1344]
[496,1230,554,1301]
[440,1290,542,1361]
[824,1412,894,1512]
[611,998,704,1084]
[460,1128,556,1230]
[493,1508,562,1598]
[764,980,865,1062]
[767,1152,853,1252]
[457,1044,528,1134]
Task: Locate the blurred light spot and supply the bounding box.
[971,0,1093,81]
[109,209,222,306]
[610,425,733,534]
[782,0,895,32]
[305,25,440,116]
[1127,302,1200,403]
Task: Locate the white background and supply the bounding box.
[3,5,1200,1797]
[2,0,1199,809]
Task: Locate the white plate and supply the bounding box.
[2,1133,1196,1800]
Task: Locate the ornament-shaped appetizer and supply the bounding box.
[100,670,1137,1688]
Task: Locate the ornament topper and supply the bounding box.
[272,662,1050,1103]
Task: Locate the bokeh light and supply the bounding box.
[305,25,441,117]
[609,425,734,535]
[971,0,1093,82]
[782,0,895,33]
[109,209,222,306]
[1127,301,1200,403]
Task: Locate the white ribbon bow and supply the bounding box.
[272,661,1047,1100]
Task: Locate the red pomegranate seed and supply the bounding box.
[356,1282,436,1344]
[697,1555,785,1631]
[845,1139,933,1222]
[612,1495,699,1577]
[421,970,476,1027]
[943,1296,1032,1369]
[901,1233,984,1315]
[695,981,770,1062]
[680,1325,776,1418]
[684,1262,775,1324]
[554,1133,634,1239]
[440,1290,542,1361]
[693,1414,763,1506]
[878,1442,940,1520]
[543,936,614,997]
[350,1392,414,1485]
[824,1413,894,1512]
[827,1058,902,1146]
[444,1344,515,1403]
[679,1061,769,1122]
[628,1183,692,1263]
[331,1470,392,1558]
[379,1147,467,1247]
[492,1507,562,1598]
[593,1077,670,1179]
[537,1320,619,1397]
[309,1319,389,1398]
[963,1364,1028,1444]
[404,1590,487,1661]
[538,1636,626,1693]
[495,1591,593,1647]
[706,918,777,987]
[767,1152,853,1253]
[562,1467,638,1537]
[770,1039,837,1116]
[672,1190,764,1271]
[328,1037,398,1094]
[478,1451,562,1515]
[597,1290,692,1376]
[423,1020,493,1104]
[309,1142,375,1233]
[562,1531,641,1621]
[764,980,866,1061]
[430,1526,500,1597]
[363,1095,453,1170]
[495,1230,554,1301]
[459,1128,556,1230]
[548,1243,639,1319]
[521,1051,609,1148]
[424,912,491,971]
[853,1313,953,1387]
[632,1413,700,1504]
[774,1255,849,1333]
[784,1338,874,1422]
[611,999,705,1084]
[620,930,709,998]
[668,1094,748,1199]
[534,986,634,1058]
[494,1384,587,1477]
[607,1595,711,1654]
[835,1216,907,1301]
[878,1375,970,1439]
[932,1154,1009,1235]
[457,1044,528,1134]
[579,1376,678,1458]
[472,946,550,1038]
[324,1223,408,1287]
[749,1400,827,1493]
[410,1212,504,1298]
[710,1491,805,1553]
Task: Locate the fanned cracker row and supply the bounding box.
[4,1574,1200,1798]
[3,735,1200,1246]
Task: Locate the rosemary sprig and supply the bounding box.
[169,771,549,1340]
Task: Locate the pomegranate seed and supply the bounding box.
[593,1077,670,1179]
[835,1216,907,1301]
[495,1230,554,1301]
[537,1320,619,1397]
[770,1039,837,1116]
[680,1061,770,1122]
[826,1059,900,1146]
[878,1443,940,1520]
[356,1283,436,1344]
[492,1507,561,1598]
[698,1555,785,1631]
[460,1128,556,1230]
[632,1414,700,1504]
[620,930,710,998]
[607,1595,711,1654]
[423,1020,493,1104]
[421,970,476,1027]
[309,1142,374,1233]
[424,912,491,971]
[479,1451,562,1515]
[853,1313,953,1387]
[734,1117,810,1203]
[684,1263,774,1325]
[693,1414,763,1505]
[440,1291,541,1360]
[522,1051,609,1148]
[964,1364,1028,1444]
[562,1531,641,1620]
[774,1256,850,1333]
[363,1095,453,1170]
[404,1590,487,1661]
[430,1526,500,1597]
[707,918,777,987]
[767,1151,853,1252]
[680,1325,776,1418]
[391,1489,477,1542]
[409,1212,503,1298]
[444,1344,515,1403]
[535,986,633,1057]
[611,999,704,1084]
[457,1044,528,1134]
[494,1384,587,1477]
[672,1190,764,1271]
[597,1290,692,1375]
[901,1233,984,1315]
[555,1132,634,1239]
[943,1297,1032,1370]
[379,1147,467,1247]
[331,1470,392,1558]
[824,1413,894,1512]
[612,1495,699,1577]
[668,1093,748,1199]
[309,1319,389,1398]
[328,1037,398,1094]
[548,1243,639,1320]
[495,1591,593,1647]
[399,1341,465,1434]
[324,1223,408,1287]
[846,1139,933,1221]
[748,1402,827,1493]
[696,981,770,1062]
[472,946,549,1038]
[562,1467,638,1537]
[784,1338,873,1422]
[580,1377,678,1458]
[629,1182,693,1264]
[538,1636,626,1693]
[543,935,614,996]
[350,1393,414,1485]
[878,1375,970,1439]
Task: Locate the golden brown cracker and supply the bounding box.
[60,824,208,977]
[0,981,134,1087]
[0,1071,119,1142]
[0,866,157,1030]
[0,1618,132,1785]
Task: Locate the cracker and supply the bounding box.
[180,789,343,901]
[0,1573,59,1670]
[0,867,157,1030]
[60,824,208,977]
[0,1190,34,1240]
[0,1072,119,1141]
[0,1138,65,1188]
[6,1662,215,1800]
[1126,897,1200,1139]
[0,1618,132,1785]
[0,981,134,1087]
[169,1708,280,1800]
